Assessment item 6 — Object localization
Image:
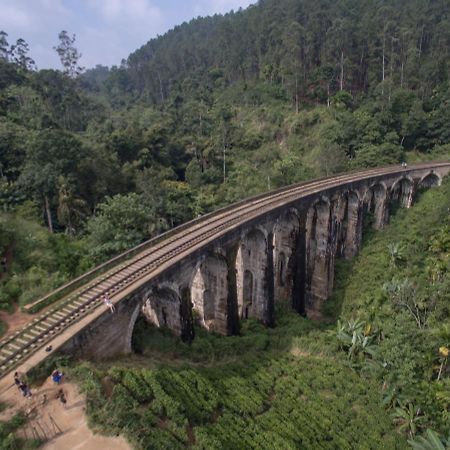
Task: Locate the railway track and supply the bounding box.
[0,163,446,376]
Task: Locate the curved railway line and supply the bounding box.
[0,162,447,377]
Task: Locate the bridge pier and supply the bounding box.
[343,191,363,259]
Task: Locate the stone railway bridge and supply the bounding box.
[0,162,449,378]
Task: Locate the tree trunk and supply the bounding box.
[382,31,386,95]
[340,50,344,91]
[157,71,164,104]
[388,36,395,103]
[400,61,404,88]
[44,195,53,233]
[418,25,424,59]
[223,127,226,183]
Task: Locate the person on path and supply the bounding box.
[19,382,32,398]
[14,372,21,390]
[102,293,116,313]
[52,370,63,385]
[56,389,67,408]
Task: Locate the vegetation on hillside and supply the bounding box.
[0,2,449,445]
[0,412,40,450]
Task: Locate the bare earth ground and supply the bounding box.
[0,298,132,448]
[0,375,131,450]
[0,305,40,338]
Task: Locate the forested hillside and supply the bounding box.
[0,2,449,448]
[0,0,449,312]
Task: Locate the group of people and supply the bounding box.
[13,369,67,407]
[14,372,32,398]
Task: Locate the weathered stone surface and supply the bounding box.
[342,191,362,259]
[364,183,388,230]
[391,177,414,208]
[191,255,228,334]
[142,286,182,335]
[58,294,141,359]
[272,209,300,304]
[305,199,332,317]
[236,228,270,323]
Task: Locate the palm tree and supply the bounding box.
[387,242,404,267]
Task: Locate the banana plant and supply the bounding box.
[336,319,378,363]
[387,242,405,267]
[408,429,450,450]
[392,402,426,439]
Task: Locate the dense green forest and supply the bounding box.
[31,178,447,450]
[0,0,449,448]
[0,0,450,309]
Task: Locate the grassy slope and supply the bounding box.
[329,178,450,435]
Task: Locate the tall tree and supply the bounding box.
[10,38,36,71]
[19,129,85,232]
[0,31,10,61]
[54,31,83,78]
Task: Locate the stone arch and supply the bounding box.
[124,302,143,354]
[190,254,228,334]
[141,286,182,335]
[418,172,441,189]
[305,198,332,317]
[236,228,269,323]
[363,182,388,229]
[272,209,300,304]
[391,177,414,208]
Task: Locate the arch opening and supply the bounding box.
[419,173,440,189]
[141,287,181,333]
[131,287,181,354]
[272,210,300,304]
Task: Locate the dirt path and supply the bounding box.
[0,304,40,338]
[0,375,131,450]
